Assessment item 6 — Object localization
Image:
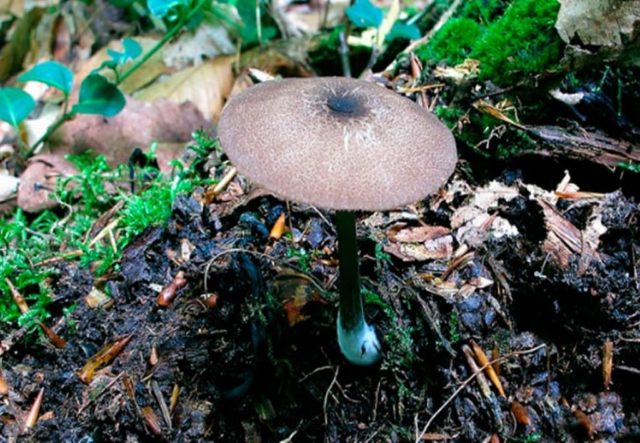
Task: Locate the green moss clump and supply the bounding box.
[461,0,508,23]
[417,0,563,86]
[417,18,482,65]
[471,0,562,84]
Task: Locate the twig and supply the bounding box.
[415,343,546,442]
[323,366,339,426]
[212,166,237,195]
[298,365,333,383]
[151,380,173,431]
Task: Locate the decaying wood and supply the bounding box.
[527,125,640,169]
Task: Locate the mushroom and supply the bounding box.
[218,77,457,365]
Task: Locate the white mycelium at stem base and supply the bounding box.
[335,211,381,365]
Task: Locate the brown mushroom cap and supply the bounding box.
[218,77,457,211]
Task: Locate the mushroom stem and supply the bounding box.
[335,211,381,365]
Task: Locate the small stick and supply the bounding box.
[151,380,173,430]
[212,167,237,195]
[323,366,339,426]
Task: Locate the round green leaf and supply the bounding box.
[18,61,73,95]
[346,0,383,28]
[0,87,36,128]
[106,38,143,65]
[147,0,188,19]
[72,74,125,117]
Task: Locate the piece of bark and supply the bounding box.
[527,125,640,169]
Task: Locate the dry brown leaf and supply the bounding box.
[384,237,453,262]
[537,198,601,272]
[387,224,451,243]
[162,22,235,70]
[17,154,78,213]
[51,97,208,169]
[277,0,349,35]
[385,224,454,261]
[556,0,640,47]
[135,57,234,122]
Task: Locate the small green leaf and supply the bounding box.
[0,87,36,127]
[72,74,125,117]
[147,0,188,19]
[387,21,421,41]
[18,61,73,95]
[346,0,383,28]
[106,38,143,64]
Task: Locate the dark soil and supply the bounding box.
[1,151,638,442]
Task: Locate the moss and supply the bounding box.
[416,18,482,65]
[461,0,508,23]
[417,0,563,85]
[471,0,562,84]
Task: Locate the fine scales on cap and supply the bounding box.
[218,77,457,365]
[218,77,457,211]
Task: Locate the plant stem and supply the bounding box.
[335,210,363,332]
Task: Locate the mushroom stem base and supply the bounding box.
[337,317,381,366]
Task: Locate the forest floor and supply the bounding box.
[1,1,639,442]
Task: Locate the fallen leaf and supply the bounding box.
[85,287,112,309]
[556,0,640,47]
[51,97,209,169]
[537,198,600,272]
[279,0,349,34]
[162,22,235,70]
[387,224,450,243]
[17,154,78,213]
[135,57,234,122]
[384,236,454,262]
